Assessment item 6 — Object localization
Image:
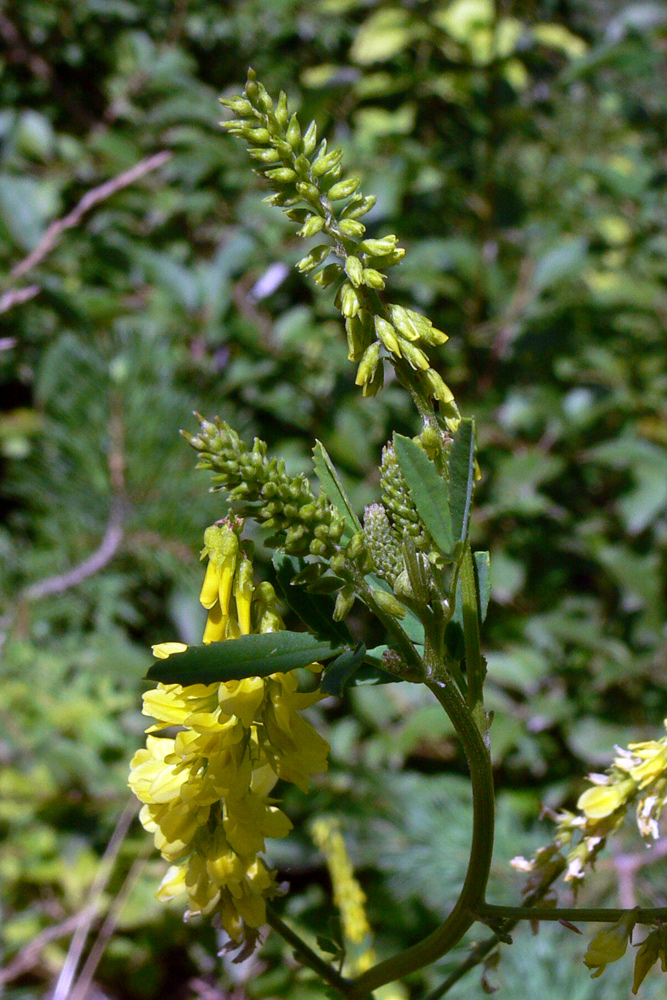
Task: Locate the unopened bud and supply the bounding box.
[358,235,399,256]
[303,121,318,156]
[266,167,297,184]
[399,339,430,371]
[362,268,386,289]
[344,255,364,287]
[341,194,377,220]
[297,244,330,273]
[355,341,381,386]
[334,588,356,621]
[313,263,343,287]
[327,176,361,201]
[339,219,366,238]
[339,282,361,318]
[372,589,407,619]
[297,214,325,238]
[274,91,289,128]
[246,127,271,144]
[286,113,301,149]
[375,316,401,356]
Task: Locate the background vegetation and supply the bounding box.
[1,1,667,997]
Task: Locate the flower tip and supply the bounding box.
[152,642,189,660]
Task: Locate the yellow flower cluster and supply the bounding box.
[312,817,371,951]
[511,721,667,896]
[129,523,330,958]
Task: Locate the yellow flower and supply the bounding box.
[625,741,667,788]
[584,914,636,978]
[129,522,330,956]
[577,779,634,821]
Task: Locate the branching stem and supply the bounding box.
[348,645,495,997]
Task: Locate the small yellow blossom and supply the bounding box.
[584,913,636,978]
[577,779,634,821]
[129,522,330,957]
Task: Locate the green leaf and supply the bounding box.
[272,553,353,645]
[321,643,367,695]
[393,433,455,558]
[474,551,491,622]
[146,632,345,685]
[449,418,476,543]
[312,440,362,537]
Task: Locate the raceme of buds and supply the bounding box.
[363,503,404,586]
[183,415,345,557]
[380,442,432,554]
[219,70,459,416]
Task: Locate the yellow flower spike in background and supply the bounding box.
[128,522,331,958]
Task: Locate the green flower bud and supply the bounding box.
[286,113,301,149]
[362,268,386,289]
[398,339,430,371]
[265,166,298,184]
[344,255,364,287]
[346,531,367,560]
[297,244,331,273]
[327,176,362,201]
[297,214,325,238]
[345,313,371,361]
[421,369,458,410]
[372,589,407,619]
[246,126,271,144]
[375,316,401,356]
[386,303,420,341]
[248,147,282,165]
[334,587,356,621]
[309,538,329,556]
[303,121,318,156]
[244,70,259,101]
[341,194,377,219]
[339,282,361,318]
[312,143,344,177]
[339,219,366,238]
[355,341,381,387]
[219,96,253,116]
[362,361,384,396]
[313,263,343,287]
[393,569,414,600]
[358,235,399,256]
[296,180,321,202]
[274,90,289,128]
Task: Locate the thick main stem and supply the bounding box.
[349,655,495,997]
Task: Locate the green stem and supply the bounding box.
[460,544,484,715]
[424,854,568,1000]
[478,903,667,925]
[349,651,495,998]
[266,905,360,998]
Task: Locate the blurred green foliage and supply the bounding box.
[1,0,667,996]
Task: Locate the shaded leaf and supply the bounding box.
[146,632,344,685]
[393,433,455,558]
[449,418,476,543]
[474,550,491,622]
[321,643,367,695]
[313,439,362,537]
[273,553,352,645]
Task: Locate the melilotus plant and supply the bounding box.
[129,70,667,997]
